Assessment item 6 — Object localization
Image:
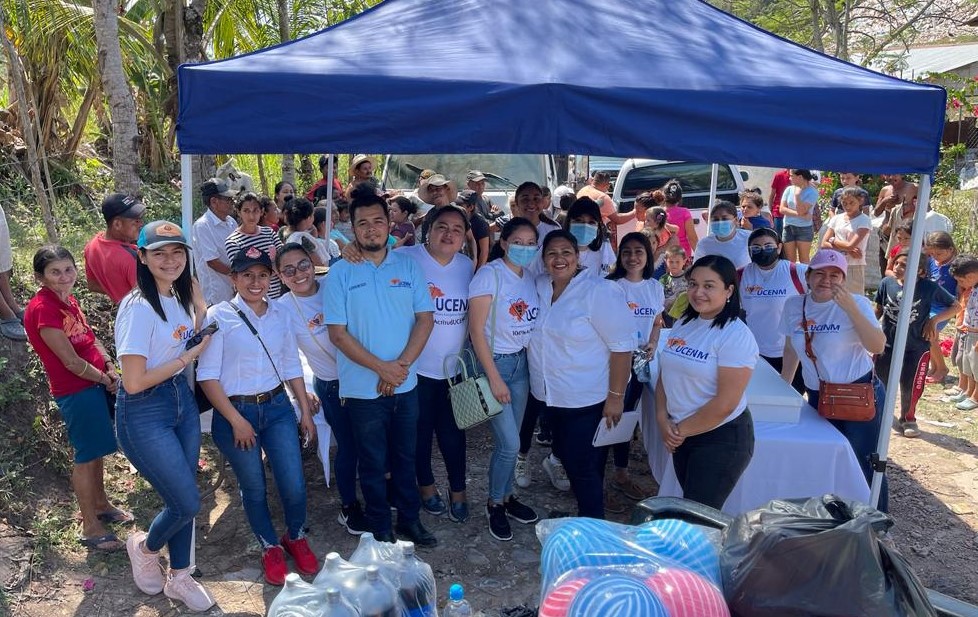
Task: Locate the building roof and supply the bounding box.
[871,43,978,77]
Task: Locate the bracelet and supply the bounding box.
[608,389,625,397]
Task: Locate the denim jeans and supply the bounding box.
[549,401,609,519]
[313,377,358,506]
[115,374,200,569]
[345,389,422,535]
[807,373,889,512]
[673,411,755,511]
[416,376,467,492]
[211,391,307,547]
[486,351,530,503]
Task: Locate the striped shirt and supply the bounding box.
[224,226,284,298]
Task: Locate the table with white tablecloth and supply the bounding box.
[640,360,870,515]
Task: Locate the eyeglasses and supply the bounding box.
[280,259,313,278]
[749,244,779,253]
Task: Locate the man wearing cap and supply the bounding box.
[192,178,239,305]
[305,154,344,203]
[83,193,147,304]
[456,190,490,269]
[344,155,375,200]
[465,170,501,221]
[416,175,478,258]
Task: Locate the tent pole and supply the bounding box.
[708,163,719,221]
[870,173,933,508]
[181,154,193,242]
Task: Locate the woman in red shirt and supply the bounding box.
[23,245,129,551]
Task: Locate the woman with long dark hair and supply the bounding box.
[114,221,214,612]
[563,197,615,277]
[656,255,758,510]
[225,192,284,298]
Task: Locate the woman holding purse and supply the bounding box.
[778,248,888,510]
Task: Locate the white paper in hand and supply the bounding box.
[592,410,641,447]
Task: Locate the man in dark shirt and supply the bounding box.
[456,190,490,269]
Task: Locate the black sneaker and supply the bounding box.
[394,519,438,548]
[504,496,539,524]
[486,503,513,541]
[337,501,368,536]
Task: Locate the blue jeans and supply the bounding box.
[416,376,466,493]
[807,373,889,512]
[486,351,530,503]
[345,389,422,535]
[211,391,307,547]
[549,401,609,519]
[115,374,200,569]
[313,377,358,506]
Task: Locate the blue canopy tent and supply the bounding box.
[176,0,948,514]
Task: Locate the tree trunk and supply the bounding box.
[92,0,141,194]
[256,154,269,196]
[281,154,295,187]
[808,0,824,52]
[66,81,99,162]
[298,154,314,193]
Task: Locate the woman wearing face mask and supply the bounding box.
[529,230,634,519]
[225,193,284,299]
[468,217,541,540]
[692,200,751,270]
[739,228,808,392]
[564,197,616,277]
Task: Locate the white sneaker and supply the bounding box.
[164,567,216,612]
[515,455,531,488]
[125,531,164,595]
[543,454,571,492]
[955,397,978,411]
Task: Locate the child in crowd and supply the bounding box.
[822,186,872,293]
[388,196,417,247]
[659,245,688,327]
[875,248,959,438]
[645,205,678,272]
[884,222,913,277]
[947,256,978,411]
[331,203,353,247]
[738,191,772,230]
[925,231,959,384]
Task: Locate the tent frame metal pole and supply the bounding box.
[870,173,934,507]
[708,163,719,220]
[181,154,193,243]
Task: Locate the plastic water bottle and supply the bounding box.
[267,573,323,616]
[397,542,437,617]
[323,586,360,617]
[442,584,472,617]
[350,533,402,585]
[313,551,366,597]
[355,564,398,617]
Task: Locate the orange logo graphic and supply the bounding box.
[802,319,817,330]
[745,285,762,294]
[60,309,89,340]
[627,302,639,310]
[509,300,530,322]
[245,246,262,259]
[391,278,401,285]
[666,337,687,349]
[156,223,183,237]
[428,283,445,299]
[172,324,189,340]
[308,312,324,329]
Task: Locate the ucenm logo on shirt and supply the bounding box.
[801,319,841,333]
[627,301,658,316]
[665,337,710,361]
[508,299,538,322]
[428,282,468,313]
[744,284,786,297]
[171,324,192,341]
[390,278,412,289]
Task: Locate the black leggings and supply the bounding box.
[613,370,644,469]
[518,395,549,455]
[673,411,754,510]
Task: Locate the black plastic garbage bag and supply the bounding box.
[720,495,935,617]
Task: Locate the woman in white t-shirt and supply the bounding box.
[469,217,542,541]
[514,182,560,247]
[114,221,214,611]
[778,248,888,511]
[821,186,871,294]
[401,206,474,523]
[564,197,616,277]
[656,254,758,510]
[739,227,807,392]
[606,232,664,503]
[274,244,367,536]
[528,230,634,519]
[692,200,751,270]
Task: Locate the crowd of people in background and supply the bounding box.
[11,156,978,614]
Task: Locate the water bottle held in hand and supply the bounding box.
[443,584,472,617]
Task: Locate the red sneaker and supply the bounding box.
[262,546,288,586]
[280,534,319,575]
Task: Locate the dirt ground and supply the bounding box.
[2,330,978,616]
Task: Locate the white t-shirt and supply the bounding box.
[614,278,665,348]
[740,261,808,357]
[692,229,751,270]
[578,242,616,278]
[779,294,880,390]
[536,221,561,246]
[922,210,953,235]
[276,283,338,381]
[400,244,473,379]
[468,259,539,354]
[658,316,758,424]
[528,275,634,408]
[964,286,978,329]
[115,291,196,373]
[827,213,871,266]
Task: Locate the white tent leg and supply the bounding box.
[181,155,193,240]
[870,173,933,508]
[707,163,719,222]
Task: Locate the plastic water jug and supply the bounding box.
[355,564,399,617]
[397,542,437,617]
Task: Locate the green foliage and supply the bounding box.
[935,144,967,197]
[936,190,978,256]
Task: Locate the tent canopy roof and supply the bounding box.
[177,0,946,173]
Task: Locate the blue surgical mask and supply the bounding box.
[507,244,538,267]
[710,220,735,238]
[570,222,599,246]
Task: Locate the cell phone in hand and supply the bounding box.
[185,322,219,350]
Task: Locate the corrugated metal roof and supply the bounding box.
[870,43,978,77]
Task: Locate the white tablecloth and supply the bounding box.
[640,362,870,515]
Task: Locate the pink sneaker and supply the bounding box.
[125,531,164,595]
[164,567,215,612]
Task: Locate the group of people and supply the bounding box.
[18,157,971,613]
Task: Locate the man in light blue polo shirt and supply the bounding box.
[325,187,436,546]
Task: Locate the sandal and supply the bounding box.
[97,508,134,524]
[0,318,27,342]
[79,533,123,552]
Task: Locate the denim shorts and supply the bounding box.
[54,384,117,463]
[782,224,814,243]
